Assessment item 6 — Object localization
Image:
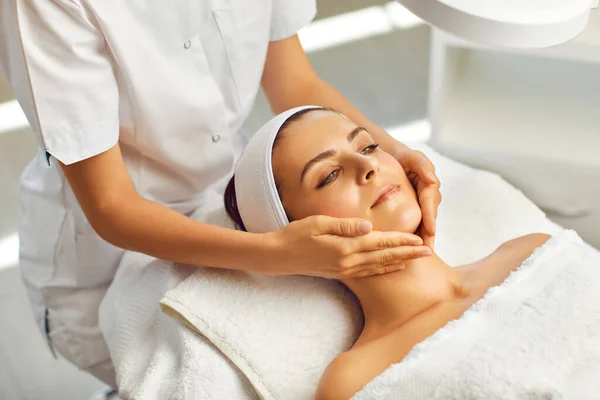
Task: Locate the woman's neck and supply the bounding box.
[342,255,471,340]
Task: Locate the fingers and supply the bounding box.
[312,215,372,237]
[349,264,407,278]
[415,223,435,251]
[398,150,442,241]
[342,245,432,278]
[419,185,441,236]
[422,233,435,251]
[402,150,439,185]
[350,231,423,253]
[419,185,442,250]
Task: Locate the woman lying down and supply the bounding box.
[225,106,600,399]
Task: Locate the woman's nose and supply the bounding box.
[357,156,379,184]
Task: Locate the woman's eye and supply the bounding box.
[317,170,339,188]
[361,143,379,155]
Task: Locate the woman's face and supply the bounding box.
[272,110,422,233]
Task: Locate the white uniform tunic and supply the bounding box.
[0,0,315,385]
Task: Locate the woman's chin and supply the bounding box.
[372,204,422,233]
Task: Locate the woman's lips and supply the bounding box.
[372,184,400,208]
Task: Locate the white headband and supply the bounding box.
[234,106,322,233]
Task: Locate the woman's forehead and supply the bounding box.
[286,111,356,143]
[275,112,362,178]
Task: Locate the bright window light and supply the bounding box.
[299,6,393,53]
[0,232,19,270]
[299,2,424,53]
[385,119,431,142]
[0,100,29,135]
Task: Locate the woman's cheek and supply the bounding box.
[398,202,422,232]
[379,152,400,169]
[315,190,362,219]
[381,153,408,181]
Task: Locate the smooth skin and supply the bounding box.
[60,35,441,279]
[264,110,550,398]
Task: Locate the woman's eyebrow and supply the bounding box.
[300,149,336,183]
[300,127,368,183]
[347,126,367,142]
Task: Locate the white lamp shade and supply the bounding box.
[398,0,596,48]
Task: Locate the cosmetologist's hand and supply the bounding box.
[264,215,432,279]
[395,148,441,250]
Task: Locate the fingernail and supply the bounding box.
[359,220,372,234]
[420,249,433,256]
[426,172,437,182]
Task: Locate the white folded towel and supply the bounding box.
[160,140,562,400]
[99,194,260,400]
[354,229,600,400]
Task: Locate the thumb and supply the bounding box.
[401,151,438,185]
[319,217,372,237]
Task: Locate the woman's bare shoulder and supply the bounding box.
[497,233,552,255]
[476,233,552,280]
[315,342,393,400]
[315,352,360,400]
[462,233,552,296]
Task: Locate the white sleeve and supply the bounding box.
[0,0,119,165]
[269,0,317,42]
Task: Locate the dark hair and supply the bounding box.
[224,107,336,231]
